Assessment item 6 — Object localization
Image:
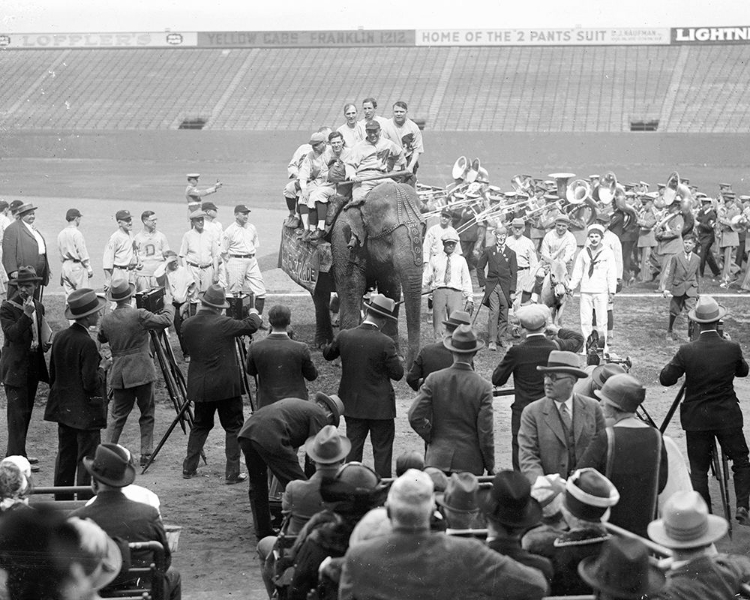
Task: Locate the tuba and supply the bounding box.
[663,171,693,209]
[549,172,576,200]
[598,172,619,206]
[566,179,593,205]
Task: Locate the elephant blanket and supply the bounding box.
[278,227,333,293]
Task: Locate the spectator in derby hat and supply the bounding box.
[406,308,472,392]
[98,277,174,467]
[338,469,548,600]
[578,373,668,538]
[0,265,51,461]
[237,394,344,541]
[133,210,170,293]
[102,209,139,294]
[57,207,94,298]
[648,491,750,599]
[424,230,474,341]
[246,304,318,408]
[179,209,220,294]
[518,351,606,482]
[481,470,553,584]
[222,203,267,315]
[45,288,108,497]
[577,537,665,600]
[660,295,750,525]
[154,250,196,361]
[71,443,181,600]
[181,283,262,482]
[409,325,494,476]
[2,202,50,300]
[477,223,516,351]
[539,468,620,596]
[323,294,403,478]
[436,471,484,529]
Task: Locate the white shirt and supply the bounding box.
[541,230,577,264]
[554,396,574,421]
[569,243,617,294]
[506,235,538,270]
[222,221,259,255]
[23,221,45,254]
[423,252,473,300]
[422,224,463,263]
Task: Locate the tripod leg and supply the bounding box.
[152,332,187,434]
[711,439,732,538]
[142,393,196,474]
[236,337,256,412]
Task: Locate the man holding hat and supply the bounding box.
[518,350,605,482]
[2,203,50,300]
[477,224,517,351]
[185,172,222,214]
[406,309,472,391]
[424,230,474,341]
[45,288,108,492]
[181,283,262,483]
[323,293,404,477]
[409,325,494,476]
[492,304,559,470]
[57,208,93,298]
[569,223,617,350]
[133,210,170,293]
[237,394,344,541]
[98,277,174,466]
[102,209,139,293]
[179,209,219,294]
[660,295,750,525]
[338,469,549,600]
[222,204,267,315]
[648,491,750,599]
[71,443,182,599]
[0,265,51,459]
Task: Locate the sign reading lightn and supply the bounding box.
[672,26,750,44]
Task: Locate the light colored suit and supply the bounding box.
[408,362,494,475]
[518,394,605,482]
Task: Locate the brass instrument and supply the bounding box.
[566,179,592,205]
[566,202,598,228]
[663,171,693,209]
[548,172,576,199]
[511,174,534,196]
[452,156,469,180]
[654,209,685,241]
[598,172,618,205]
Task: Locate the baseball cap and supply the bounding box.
[234,204,251,214]
[0,200,9,211]
[364,120,381,131]
[201,201,218,212]
[65,208,82,221]
[115,210,132,221]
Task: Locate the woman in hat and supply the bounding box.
[577,373,668,538]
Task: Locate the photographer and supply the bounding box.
[181,284,261,484]
[98,278,174,468]
[155,250,196,361]
[660,295,750,525]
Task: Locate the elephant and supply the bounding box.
[285,180,423,367]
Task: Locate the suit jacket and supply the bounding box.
[339,531,548,600]
[657,554,750,600]
[98,305,173,389]
[237,397,327,450]
[696,207,717,243]
[477,244,518,305]
[246,332,317,408]
[660,331,749,431]
[0,293,49,386]
[665,252,700,297]
[1,220,50,285]
[322,322,403,420]
[518,394,606,482]
[182,309,261,402]
[405,341,453,391]
[45,323,106,430]
[70,490,171,578]
[408,362,494,474]
[492,334,557,412]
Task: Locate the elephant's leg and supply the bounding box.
[332,219,367,330]
[312,275,334,347]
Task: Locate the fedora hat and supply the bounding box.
[83,444,136,488]
[444,324,484,353]
[313,392,345,428]
[436,472,480,514]
[304,425,350,464]
[10,265,42,284]
[537,350,587,378]
[564,468,619,522]
[482,470,542,528]
[591,363,626,389]
[688,295,727,324]
[200,284,230,309]
[365,294,398,321]
[68,517,124,591]
[648,491,728,549]
[16,203,37,216]
[64,288,107,320]
[594,373,646,413]
[578,537,665,599]
[442,309,472,330]
[109,278,136,302]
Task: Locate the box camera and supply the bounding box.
[227,293,254,320]
[135,288,165,313]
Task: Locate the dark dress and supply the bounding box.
[578,422,668,538]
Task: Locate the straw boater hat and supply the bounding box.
[594,373,646,414]
[83,444,136,488]
[304,425,350,464]
[364,294,398,322]
[537,350,587,378]
[64,288,107,320]
[200,284,230,309]
[648,491,728,549]
[444,324,484,353]
[109,278,136,302]
[687,295,727,324]
[564,468,620,522]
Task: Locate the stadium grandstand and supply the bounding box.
[0,42,749,132]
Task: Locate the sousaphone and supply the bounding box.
[452,156,469,181]
[598,172,618,206]
[663,171,694,211]
[566,179,592,205]
[548,172,576,200]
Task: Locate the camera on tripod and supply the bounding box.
[227,292,254,320]
[136,288,165,313]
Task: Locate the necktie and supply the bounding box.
[559,402,572,431]
[444,255,451,285]
[587,247,600,278]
